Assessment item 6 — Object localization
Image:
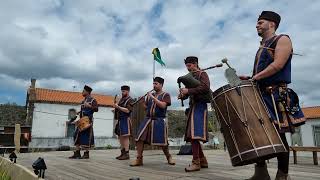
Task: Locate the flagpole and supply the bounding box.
[153,56,155,80]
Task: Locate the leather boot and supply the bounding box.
[69,150,81,159]
[185,159,201,172]
[116,148,125,159]
[275,170,291,180]
[80,151,90,159]
[200,157,208,168]
[166,155,175,165]
[130,156,143,166]
[247,164,271,180]
[118,150,130,160]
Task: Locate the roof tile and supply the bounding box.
[302,106,320,119]
[34,88,113,107]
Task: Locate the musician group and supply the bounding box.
[68,11,306,180]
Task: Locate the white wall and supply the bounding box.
[300,118,320,146]
[32,103,114,138]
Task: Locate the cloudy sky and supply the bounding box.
[0,0,319,109]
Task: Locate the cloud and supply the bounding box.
[0,0,319,108]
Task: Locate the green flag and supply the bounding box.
[152,48,165,66]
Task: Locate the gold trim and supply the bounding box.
[151,120,154,144]
[191,105,195,138]
[135,119,151,141]
[203,109,207,140]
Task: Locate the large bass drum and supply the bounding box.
[212,80,287,166]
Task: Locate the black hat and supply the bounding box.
[258,11,281,29]
[153,77,164,85]
[83,85,92,93]
[121,85,130,91]
[184,56,198,64]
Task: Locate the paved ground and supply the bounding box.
[12,149,320,180]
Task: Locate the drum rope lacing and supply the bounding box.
[213,87,243,161]
[251,81,277,153]
[224,92,258,157]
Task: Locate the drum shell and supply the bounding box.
[212,80,287,166]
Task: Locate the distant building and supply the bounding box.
[287,106,320,147]
[0,103,30,151]
[26,79,118,148]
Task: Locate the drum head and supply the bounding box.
[212,80,256,99]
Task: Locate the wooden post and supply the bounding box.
[293,150,297,164]
[313,151,318,165]
[14,124,21,153]
[130,100,146,150]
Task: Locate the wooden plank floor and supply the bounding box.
[12,150,320,180]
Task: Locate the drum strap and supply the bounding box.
[120,97,132,108]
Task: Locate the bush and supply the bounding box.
[0,169,11,180]
[105,145,113,149]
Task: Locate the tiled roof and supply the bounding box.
[302,106,320,119]
[34,88,113,107]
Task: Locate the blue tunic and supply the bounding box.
[135,92,170,146]
[254,35,305,133]
[74,95,98,148]
[185,71,210,142]
[118,96,133,136]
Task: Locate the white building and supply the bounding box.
[286,106,320,147]
[26,79,118,148]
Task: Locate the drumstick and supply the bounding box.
[268,87,281,130]
[221,58,232,68]
[201,63,223,71]
[192,63,223,73]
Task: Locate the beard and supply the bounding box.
[257,25,269,37]
[257,28,265,37]
[153,87,160,92]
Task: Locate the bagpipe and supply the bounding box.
[177,63,223,106]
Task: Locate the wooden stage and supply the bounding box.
[15,149,320,180]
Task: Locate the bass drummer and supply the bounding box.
[240,11,305,180]
[69,85,98,159]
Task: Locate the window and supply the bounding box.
[66,109,77,137]
[68,109,77,121]
[313,126,320,147]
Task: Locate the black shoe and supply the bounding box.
[80,151,89,159]
[69,150,81,159]
[116,148,125,159]
[118,151,130,160]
